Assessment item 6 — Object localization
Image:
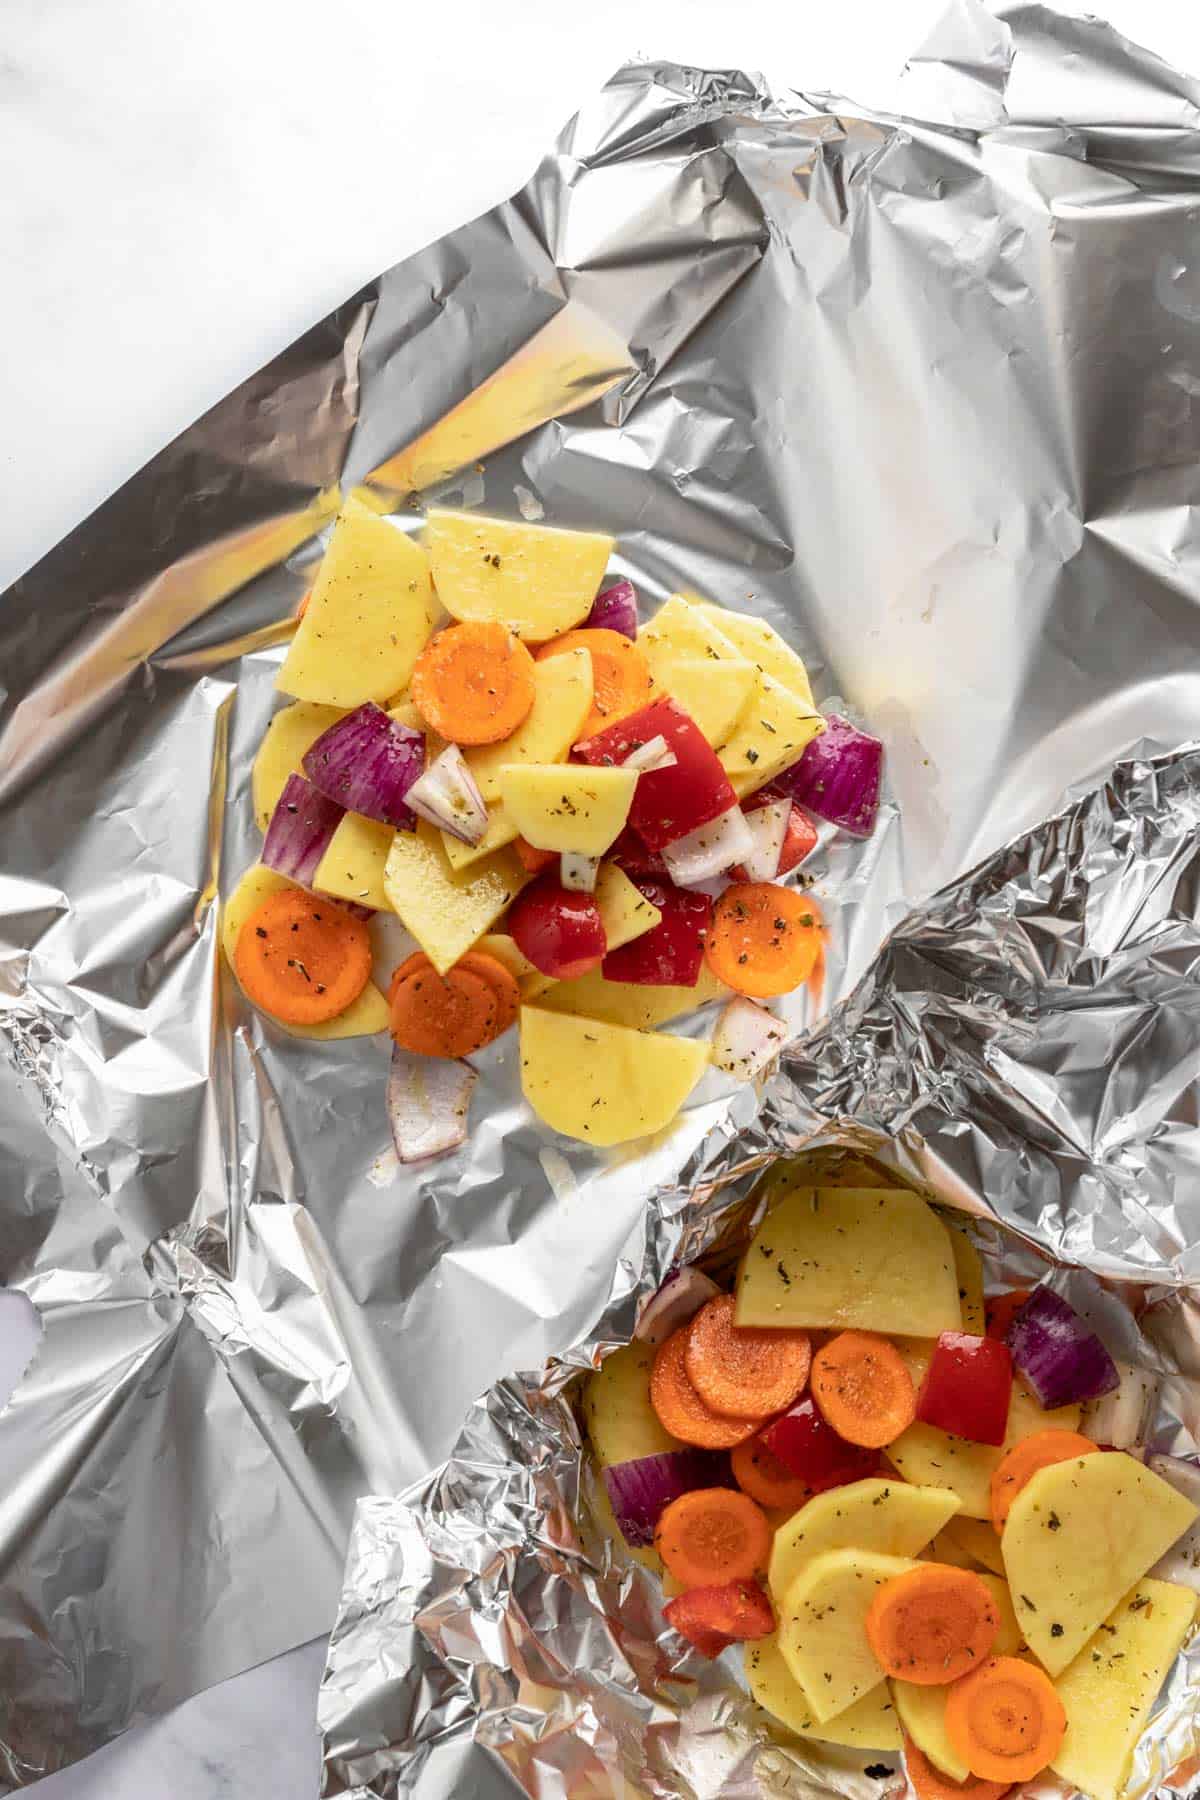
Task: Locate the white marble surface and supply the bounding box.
[3,0,1199,1793]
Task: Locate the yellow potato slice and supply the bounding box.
[944,1516,1005,1575]
[778,1548,918,1722]
[639,593,742,665]
[425,509,613,640]
[219,864,388,1038]
[1052,1577,1196,1800]
[519,1007,709,1147]
[583,1340,683,1467]
[498,763,636,856]
[747,1640,901,1749]
[594,862,661,954]
[693,603,816,708]
[887,1380,1083,1520]
[277,497,438,705]
[252,702,344,831]
[891,1682,969,1781]
[648,655,757,747]
[442,807,519,871]
[942,1218,986,1335]
[718,672,824,797]
[735,1184,961,1336]
[768,1478,959,1607]
[978,1571,1023,1654]
[314,812,395,911]
[383,824,528,974]
[532,962,728,1031]
[1003,1451,1197,1675]
[465,647,594,802]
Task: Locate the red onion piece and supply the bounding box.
[262,774,345,886]
[586,578,638,639]
[635,1268,721,1346]
[406,745,489,844]
[302,702,424,829]
[1006,1287,1121,1409]
[661,805,754,887]
[621,734,677,774]
[711,997,789,1080]
[386,1046,476,1163]
[560,852,600,892]
[602,1448,730,1546]
[778,714,883,838]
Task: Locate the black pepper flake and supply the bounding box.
[1050,1622,1064,1638]
[1047,1511,1062,1531]
[864,1766,894,1781]
[255,926,268,938]
[1020,1595,1037,1611]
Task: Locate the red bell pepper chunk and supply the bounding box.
[916,1332,1013,1446]
[607,827,668,878]
[664,1579,774,1659]
[776,801,819,876]
[602,876,712,986]
[984,1289,1033,1342]
[760,1395,881,1492]
[575,698,736,851]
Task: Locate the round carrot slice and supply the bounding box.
[536,628,652,738]
[649,1328,759,1450]
[684,1295,811,1420]
[988,1429,1099,1531]
[388,949,519,1047]
[811,1331,917,1448]
[389,960,500,1058]
[654,1486,772,1590]
[411,620,536,745]
[944,1655,1066,1783]
[866,1565,1000,1685]
[903,1738,1013,1800]
[731,1433,814,1512]
[456,950,520,1037]
[235,889,372,1025]
[705,884,822,998]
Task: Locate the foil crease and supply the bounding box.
[318,745,1200,1800]
[2,0,1200,1784]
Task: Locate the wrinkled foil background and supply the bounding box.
[4,0,1200,1787]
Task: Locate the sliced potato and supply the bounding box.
[1052,1577,1196,1800]
[425,509,612,640]
[476,932,541,984]
[978,1571,1023,1654]
[944,1516,1005,1576]
[498,763,636,856]
[594,862,661,954]
[383,823,528,974]
[639,593,742,665]
[588,1468,664,1577]
[735,1183,961,1336]
[747,1639,901,1749]
[277,497,438,705]
[693,603,816,709]
[719,672,824,797]
[768,1478,959,1606]
[644,653,757,747]
[519,1007,709,1147]
[921,1528,979,1571]
[465,648,594,802]
[778,1548,918,1722]
[885,1378,1082,1520]
[442,807,519,870]
[252,701,344,831]
[890,1682,969,1782]
[533,962,728,1031]
[1003,1450,1197,1675]
[314,812,395,911]
[219,864,388,1038]
[943,1218,986,1335]
[583,1340,682,1467]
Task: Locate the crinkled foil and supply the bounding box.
[4,0,1200,1786]
[319,745,1200,1800]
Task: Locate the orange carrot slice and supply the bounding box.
[866,1565,1000,1685]
[388,949,518,1058]
[411,620,536,745]
[704,884,822,998]
[944,1655,1066,1783]
[684,1294,811,1420]
[988,1429,1099,1531]
[536,627,652,738]
[235,889,371,1025]
[731,1433,814,1512]
[295,588,312,620]
[514,836,557,874]
[904,1738,1013,1800]
[649,1328,760,1450]
[654,1486,772,1589]
[811,1331,917,1448]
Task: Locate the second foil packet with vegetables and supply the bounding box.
[586,1155,1198,1800]
[225,499,884,1156]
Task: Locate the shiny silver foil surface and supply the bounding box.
[3,0,1200,1785]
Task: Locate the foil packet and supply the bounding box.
[318,742,1200,1800]
[4,0,1200,1785]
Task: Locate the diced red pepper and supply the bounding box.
[916,1332,1013,1446]
[760,1395,881,1491]
[776,802,818,876]
[664,1579,774,1659]
[985,1289,1033,1342]
[575,699,736,851]
[607,827,668,878]
[602,876,711,986]
[508,873,607,979]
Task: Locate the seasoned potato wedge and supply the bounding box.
[252,702,344,831]
[498,763,636,856]
[778,1548,918,1722]
[768,1478,959,1605]
[693,603,816,709]
[532,962,727,1031]
[519,1007,709,1146]
[887,1378,1082,1520]
[736,1183,962,1336]
[465,648,594,802]
[442,807,519,870]
[425,509,613,640]
[890,1681,969,1782]
[718,672,824,797]
[583,1340,684,1467]
[314,812,395,911]
[748,1639,901,1749]
[644,653,757,747]
[594,862,661,953]
[383,824,528,973]
[942,1218,986,1335]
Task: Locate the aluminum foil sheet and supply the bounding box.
[4,0,1200,1783]
[319,743,1200,1800]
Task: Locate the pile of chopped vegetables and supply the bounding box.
[583,1166,1200,1800]
[225,496,885,1152]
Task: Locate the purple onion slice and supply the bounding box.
[262,774,345,887]
[302,702,424,830]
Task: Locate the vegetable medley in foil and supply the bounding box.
[5,0,1200,1791]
